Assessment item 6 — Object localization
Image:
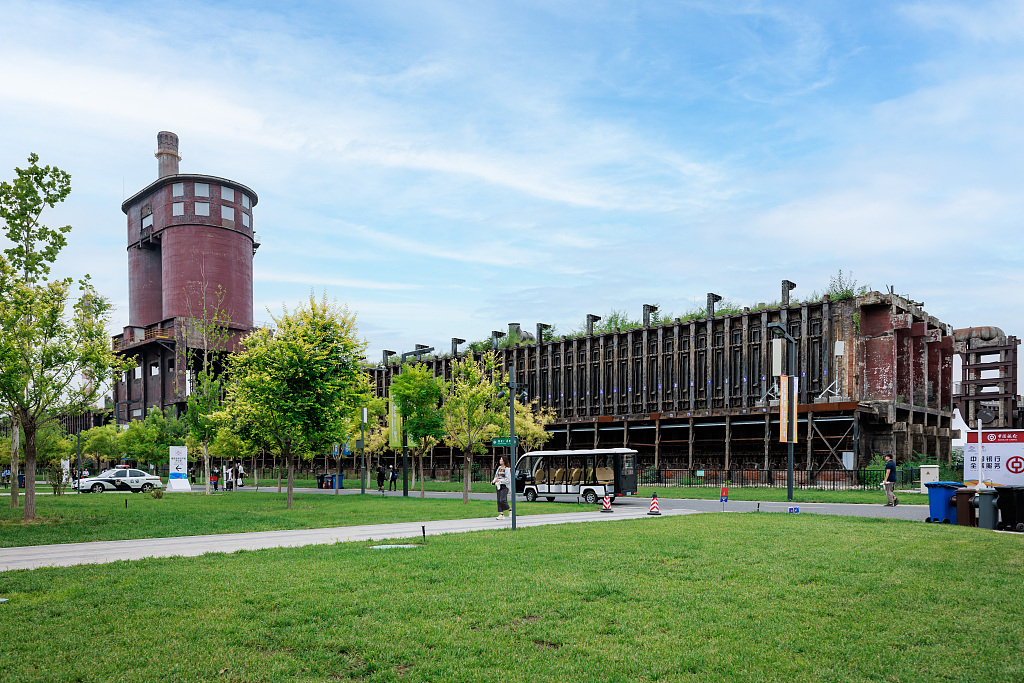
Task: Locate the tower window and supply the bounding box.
[195,183,209,197]
[142,214,153,229]
[150,362,159,376]
[195,202,210,216]
[172,182,184,197]
[221,186,234,201]
[242,194,250,209]
[222,206,235,221]
[172,202,184,216]
[242,212,250,227]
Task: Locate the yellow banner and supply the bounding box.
[779,375,798,444]
[388,396,402,447]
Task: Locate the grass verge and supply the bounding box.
[0,514,1020,682]
[639,486,928,505]
[0,492,585,548]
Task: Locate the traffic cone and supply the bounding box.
[600,495,613,512]
[647,493,661,516]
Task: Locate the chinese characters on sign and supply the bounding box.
[965,430,1024,486]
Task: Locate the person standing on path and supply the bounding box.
[211,466,220,491]
[882,454,898,507]
[388,465,398,491]
[376,463,385,492]
[492,456,512,519]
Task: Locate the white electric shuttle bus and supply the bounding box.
[514,448,638,504]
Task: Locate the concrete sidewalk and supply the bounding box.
[0,506,697,572]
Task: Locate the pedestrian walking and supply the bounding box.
[492,456,512,519]
[212,466,220,491]
[881,454,898,507]
[189,467,195,485]
[236,462,245,488]
[388,465,398,491]
[376,463,385,492]
[2,468,9,489]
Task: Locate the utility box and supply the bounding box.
[920,465,940,494]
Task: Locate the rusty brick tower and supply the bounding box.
[112,132,260,422]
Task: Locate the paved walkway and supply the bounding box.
[0,506,697,572]
[0,484,945,573]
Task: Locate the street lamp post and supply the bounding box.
[768,322,797,502]
[360,406,367,494]
[497,365,528,530]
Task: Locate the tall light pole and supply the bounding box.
[359,406,367,494]
[496,365,528,530]
[768,322,797,501]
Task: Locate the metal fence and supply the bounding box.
[638,467,921,491]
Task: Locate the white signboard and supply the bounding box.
[167,446,191,492]
[965,430,1024,487]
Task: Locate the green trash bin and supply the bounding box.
[975,489,1000,530]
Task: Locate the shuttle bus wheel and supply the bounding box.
[525,489,537,503]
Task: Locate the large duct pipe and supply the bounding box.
[155,131,180,178]
[953,327,1005,342]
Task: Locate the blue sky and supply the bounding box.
[1,0,1022,375]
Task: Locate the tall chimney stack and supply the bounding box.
[155,131,180,178]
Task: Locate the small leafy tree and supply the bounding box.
[226,293,368,509]
[390,362,445,498]
[442,352,505,503]
[511,398,555,457]
[0,154,126,520]
[80,423,122,471]
[183,279,232,495]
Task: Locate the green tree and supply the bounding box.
[390,362,445,498]
[442,352,505,504]
[122,407,186,466]
[80,423,122,471]
[225,293,368,509]
[0,154,125,520]
[183,281,232,495]
[510,398,555,457]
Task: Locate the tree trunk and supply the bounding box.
[463,448,471,504]
[203,440,211,495]
[9,416,19,509]
[22,417,36,521]
[277,455,282,493]
[286,452,294,509]
[419,449,425,498]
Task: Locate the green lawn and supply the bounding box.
[0,492,586,548]
[639,486,929,505]
[1,514,1021,682]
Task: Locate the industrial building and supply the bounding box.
[370,285,964,472]
[111,132,259,422]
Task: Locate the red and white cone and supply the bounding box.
[600,495,613,512]
[647,493,661,516]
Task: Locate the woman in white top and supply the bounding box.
[491,457,512,519]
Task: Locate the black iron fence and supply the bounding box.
[638,467,922,491]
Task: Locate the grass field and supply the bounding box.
[639,486,929,505]
[1,513,1021,682]
[0,492,586,548]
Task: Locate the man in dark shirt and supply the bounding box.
[882,454,898,506]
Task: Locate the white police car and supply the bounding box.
[73,468,164,494]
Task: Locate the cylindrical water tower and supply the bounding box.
[122,132,258,329]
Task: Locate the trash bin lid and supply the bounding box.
[926,481,964,488]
